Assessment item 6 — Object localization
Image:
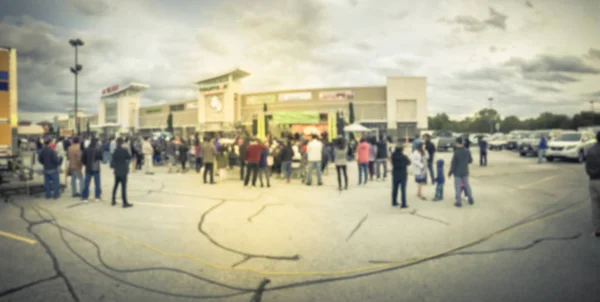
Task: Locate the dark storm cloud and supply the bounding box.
[441,7,507,32]
[584,91,600,97]
[230,0,337,61]
[506,55,600,74]
[526,1,534,8]
[69,0,112,16]
[589,48,600,60]
[457,67,515,81]
[485,8,507,30]
[522,72,580,83]
[529,84,562,93]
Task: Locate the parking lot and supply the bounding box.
[1,149,599,302]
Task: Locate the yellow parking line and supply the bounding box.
[0,230,37,245]
[518,175,559,189]
[134,202,185,208]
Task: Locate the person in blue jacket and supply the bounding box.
[432,159,445,201]
[538,135,548,163]
[258,148,271,188]
[478,137,488,166]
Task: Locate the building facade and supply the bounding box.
[55,69,427,139]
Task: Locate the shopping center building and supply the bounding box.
[56,68,428,139]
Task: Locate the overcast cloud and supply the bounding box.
[1,0,599,122]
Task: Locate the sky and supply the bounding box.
[1,0,599,122]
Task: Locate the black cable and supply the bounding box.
[6,201,80,301]
[0,275,59,297]
[29,204,256,299]
[262,199,587,293]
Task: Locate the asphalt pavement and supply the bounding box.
[0,149,598,302]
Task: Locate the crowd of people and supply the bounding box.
[32,131,481,212]
[30,128,600,237]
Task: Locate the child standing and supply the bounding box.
[432,159,445,201]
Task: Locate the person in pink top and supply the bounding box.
[356,138,370,185]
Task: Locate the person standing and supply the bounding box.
[411,134,421,152]
[179,139,189,173]
[448,137,474,207]
[334,138,348,191]
[424,134,435,183]
[103,138,111,164]
[202,137,217,184]
[239,135,250,180]
[81,138,103,202]
[538,135,548,164]
[194,139,203,173]
[109,136,117,163]
[356,138,370,185]
[368,137,377,181]
[258,146,271,188]
[165,137,176,173]
[217,143,229,182]
[142,137,154,175]
[305,134,323,186]
[38,139,60,199]
[411,142,429,200]
[584,131,600,237]
[110,138,133,208]
[55,137,66,179]
[375,136,388,181]
[391,143,411,208]
[432,159,445,201]
[67,137,83,197]
[244,138,266,188]
[280,140,293,183]
[478,136,488,166]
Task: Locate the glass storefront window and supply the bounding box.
[105,102,117,123]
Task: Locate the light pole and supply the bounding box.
[590,100,596,126]
[488,97,494,133]
[69,38,84,136]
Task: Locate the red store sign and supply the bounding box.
[102,84,119,96]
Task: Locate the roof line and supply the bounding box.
[195,67,250,84]
[243,85,386,96]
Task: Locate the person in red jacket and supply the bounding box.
[244,138,267,188]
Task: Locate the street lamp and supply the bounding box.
[488,97,494,133]
[69,38,84,136]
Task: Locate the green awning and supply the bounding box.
[271,111,319,124]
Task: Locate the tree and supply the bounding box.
[348,102,355,124]
[167,112,174,134]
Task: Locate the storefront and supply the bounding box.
[55,71,427,140]
[97,82,149,134]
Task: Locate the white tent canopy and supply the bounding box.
[303,126,320,135]
[344,123,371,132]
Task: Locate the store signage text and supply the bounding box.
[278,92,312,102]
[199,83,228,92]
[102,84,119,96]
[246,94,276,104]
[319,90,354,101]
[146,108,162,114]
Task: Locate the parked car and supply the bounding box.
[506,130,527,150]
[545,131,596,163]
[488,133,507,150]
[519,130,551,157]
[435,131,455,151]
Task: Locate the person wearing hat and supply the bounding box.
[411,141,429,200]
